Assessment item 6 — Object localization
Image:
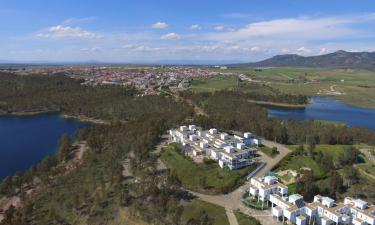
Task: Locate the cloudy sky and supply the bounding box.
[1,0,375,63]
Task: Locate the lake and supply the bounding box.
[0,113,86,180]
[267,97,375,131]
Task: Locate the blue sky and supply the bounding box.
[1,0,375,62]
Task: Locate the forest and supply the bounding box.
[0,72,188,122]
[0,73,198,224]
[182,90,375,145]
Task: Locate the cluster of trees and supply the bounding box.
[237,83,309,105]
[0,73,184,121]
[182,90,375,145]
[2,115,194,225]
[184,83,308,106]
[294,144,364,201]
[0,73,195,225]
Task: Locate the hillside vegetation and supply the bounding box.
[209,67,375,108]
[0,73,374,225]
[241,50,375,71]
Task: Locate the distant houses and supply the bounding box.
[169,125,261,170]
[248,175,375,225]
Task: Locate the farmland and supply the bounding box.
[202,67,375,108]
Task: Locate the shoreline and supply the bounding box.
[247,99,307,108]
[0,110,59,116]
[0,110,110,125]
[60,114,110,125]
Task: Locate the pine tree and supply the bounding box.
[58,133,71,162]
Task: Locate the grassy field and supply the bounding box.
[273,144,375,202]
[259,146,279,158]
[314,144,348,163]
[356,164,375,177]
[181,200,229,225]
[190,76,238,92]
[275,144,355,178]
[276,154,326,178]
[212,67,375,108]
[287,183,297,194]
[234,211,261,225]
[160,144,257,194]
[118,208,150,225]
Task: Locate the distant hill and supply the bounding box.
[239,50,375,70]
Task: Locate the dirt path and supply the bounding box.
[355,165,375,181]
[75,141,88,162]
[185,98,207,116]
[226,209,239,225]
[153,134,169,171]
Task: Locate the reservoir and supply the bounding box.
[0,113,86,180]
[267,97,375,131]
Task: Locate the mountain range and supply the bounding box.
[240,50,375,70]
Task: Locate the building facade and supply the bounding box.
[169,125,260,170]
[248,176,375,225]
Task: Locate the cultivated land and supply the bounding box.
[203,67,375,108]
[189,75,238,93]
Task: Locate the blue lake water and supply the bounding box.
[0,113,86,180]
[267,97,375,131]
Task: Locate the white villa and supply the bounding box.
[169,125,261,170]
[248,176,375,225]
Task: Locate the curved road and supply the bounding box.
[190,139,291,225]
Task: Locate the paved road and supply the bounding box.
[257,139,291,177]
[190,138,291,225]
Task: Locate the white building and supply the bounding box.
[247,176,375,225]
[249,176,288,202]
[169,125,257,170]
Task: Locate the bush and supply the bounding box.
[203,158,216,165]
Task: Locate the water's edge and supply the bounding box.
[267,96,375,131]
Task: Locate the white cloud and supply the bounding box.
[121,44,163,52]
[190,24,201,30]
[122,44,135,49]
[161,33,180,40]
[36,25,99,39]
[18,13,375,62]
[214,26,225,31]
[207,16,367,42]
[80,47,101,53]
[319,47,328,55]
[250,46,261,52]
[152,22,169,29]
[297,46,312,54]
